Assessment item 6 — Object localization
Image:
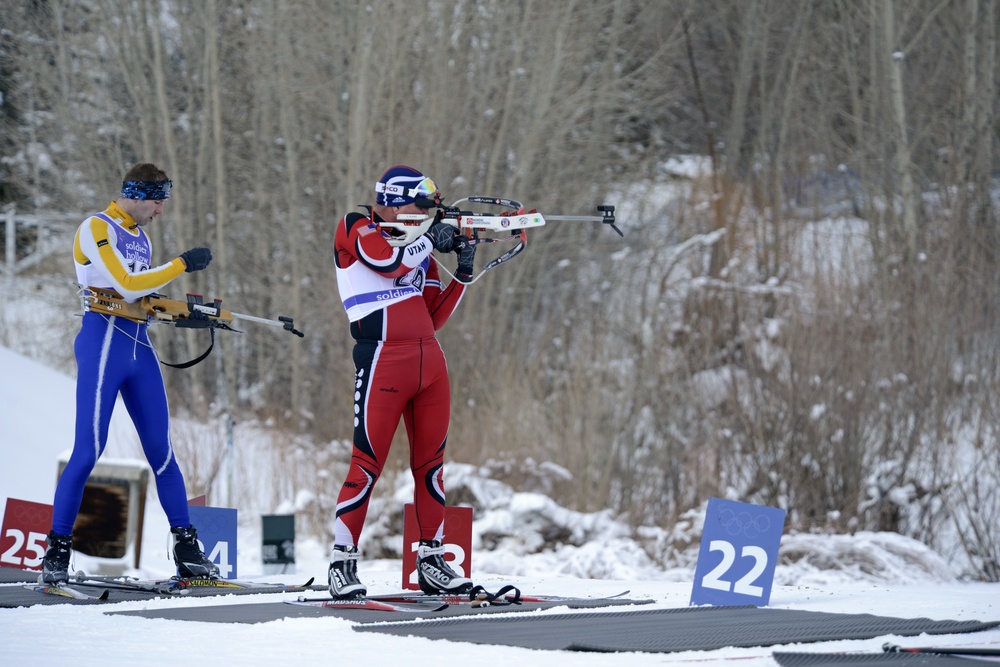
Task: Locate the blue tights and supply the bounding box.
[51,312,190,535]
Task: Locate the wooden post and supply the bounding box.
[4,207,15,303]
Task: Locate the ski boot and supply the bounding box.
[328,545,366,599]
[416,539,473,594]
[40,531,72,585]
[171,525,220,579]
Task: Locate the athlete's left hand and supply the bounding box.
[455,241,476,284]
[180,247,213,272]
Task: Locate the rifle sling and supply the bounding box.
[159,326,216,369]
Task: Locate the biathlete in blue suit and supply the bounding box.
[40,162,218,584]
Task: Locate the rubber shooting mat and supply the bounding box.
[773,651,989,667]
[353,605,1000,654]
[0,566,322,608]
[106,595,650,623]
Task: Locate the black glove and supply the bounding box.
[179,247,212,272]
[455,242,476,284]
[424,219,458,253]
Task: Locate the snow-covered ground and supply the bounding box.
[1,346,999,666]
[1,544,998,667]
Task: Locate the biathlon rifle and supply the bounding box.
[430,196,621,284]
[81,287,303,368]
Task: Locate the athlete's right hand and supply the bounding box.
[179,247,212,272]
[424,220,458,252]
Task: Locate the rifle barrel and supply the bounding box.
[231,311,285,327]
[545,215,606,222]
[232,311,305,337]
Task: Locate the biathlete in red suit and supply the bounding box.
[328,166,478,598]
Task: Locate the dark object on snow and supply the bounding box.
[354,605,999,654]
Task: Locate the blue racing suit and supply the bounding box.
[51,201,191,535]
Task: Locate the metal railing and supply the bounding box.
[2,205,81,301]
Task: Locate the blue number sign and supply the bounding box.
[187,505,238,579]
[690,497,786,607]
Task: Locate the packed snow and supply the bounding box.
[1,347,999,666]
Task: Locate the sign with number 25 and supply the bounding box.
[1,498,54,571]
[690,497,786,607]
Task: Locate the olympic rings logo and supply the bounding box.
[717,509,772,539]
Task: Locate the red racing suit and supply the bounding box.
[333,209,466,546]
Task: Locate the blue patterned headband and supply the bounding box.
[121,179,172,201]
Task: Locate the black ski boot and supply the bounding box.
[416,539,473,594]
[328,545,366,599]
[40,531,72,585]
[170,525,220,579]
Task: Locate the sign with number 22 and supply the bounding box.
[690,497,786,607]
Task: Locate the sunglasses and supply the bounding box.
[377,177,443,208]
